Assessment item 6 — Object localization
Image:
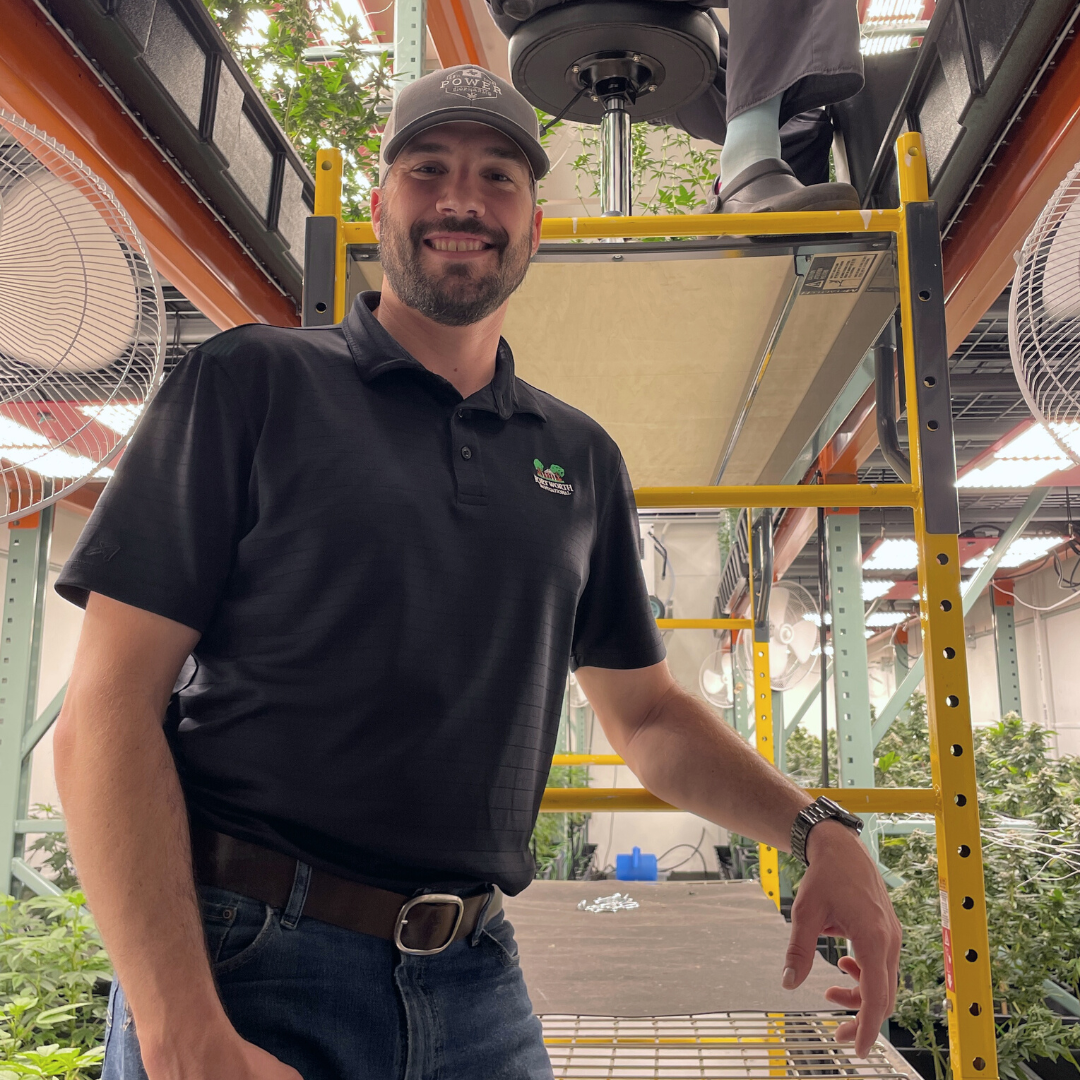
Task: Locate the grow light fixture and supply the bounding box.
[956,422,1080,488]
[865,611,908,628]
[862,579,897,602]
[0,415,112,480]
[78,403,143,436]
[964,536,1066,570]
[863,538,919,571]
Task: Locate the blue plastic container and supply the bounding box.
[615,846,658,881]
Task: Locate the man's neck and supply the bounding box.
[374,286,506,400]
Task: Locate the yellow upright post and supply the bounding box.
[313,148,347,322]
[895,133,998,1080]
[747,516,781,909]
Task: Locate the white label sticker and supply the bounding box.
[939,888,950,930]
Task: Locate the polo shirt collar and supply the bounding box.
[343,292,546,422]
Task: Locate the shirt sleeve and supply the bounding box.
[570,457,666,671]
[55,344,258,631]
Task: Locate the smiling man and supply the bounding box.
[53,67,899,1080]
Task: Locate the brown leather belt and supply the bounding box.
[191,827,502,955]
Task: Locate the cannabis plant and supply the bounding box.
[0,892,111,1077]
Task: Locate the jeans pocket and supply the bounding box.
[480,913,520,968]
[199,887,279,974]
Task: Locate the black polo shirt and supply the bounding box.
[57,293,664,896]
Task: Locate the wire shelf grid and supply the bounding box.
[540,1012,920,1080]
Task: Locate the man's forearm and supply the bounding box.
[54,661,229,1066]
[622,682,812,850]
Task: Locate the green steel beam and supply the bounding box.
[10,856,62,897]
[733,669,751,740]
[393,0,426,94]
[827,511,877,855]
[15,818,66,834]
[872,488,1050,746]
[20,681,66,759]
[0,510,54,893]
[991,590,1022,717]
[784,661,832,736]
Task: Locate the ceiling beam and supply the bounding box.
[0,0,298,330]
[942,22,1080,354]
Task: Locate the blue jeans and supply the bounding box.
[102,879,553,1080]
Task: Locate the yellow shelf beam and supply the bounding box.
[538,787,937,815]
[341,208,901,246]
[656,617,752,630]
[634,484,918,509]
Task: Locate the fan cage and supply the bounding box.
[0,110,165,522]
[1009,158,1080,465]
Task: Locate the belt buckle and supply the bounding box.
[393,893,465,956]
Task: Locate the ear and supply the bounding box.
[531,204,544,256]
[371,186,383,239]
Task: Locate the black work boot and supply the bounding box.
[706,158,860,214]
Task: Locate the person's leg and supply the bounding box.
[719,94,782,190]
[716,0,862,213]
[406,910,553,1080]
[101,882,407,1080]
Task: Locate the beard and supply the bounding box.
[378,207,534,327]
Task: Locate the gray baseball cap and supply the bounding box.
[380,66,550,183]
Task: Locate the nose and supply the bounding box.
[434,166,485,219]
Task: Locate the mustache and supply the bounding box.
[409,217,509,251]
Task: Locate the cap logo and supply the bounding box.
[441,67,501,102]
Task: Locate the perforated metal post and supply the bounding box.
[0,509,53,893]
[990,580,1021,717]
[826,509,877,856]
[393,0,427,94]
[896,132,998,1080]
[749,511,780,909]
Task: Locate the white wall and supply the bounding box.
[587,517,730,875]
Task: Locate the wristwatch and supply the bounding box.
[790,796,864,866]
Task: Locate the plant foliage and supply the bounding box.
[0,892,111,1077]
[789,700,1080,1080]
[202,0,392,220]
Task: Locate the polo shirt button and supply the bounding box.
[460,446,473,460]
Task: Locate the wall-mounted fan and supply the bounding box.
[1010,159,1080,466]
[736,581,819,691]
[0,110,165,521]
[699,642,736,709]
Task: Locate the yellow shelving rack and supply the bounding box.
[312,133,997,1080]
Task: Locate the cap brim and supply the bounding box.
[382,107,550,182]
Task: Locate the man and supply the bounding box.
[485,0,863,212]
[54,66,900,1080]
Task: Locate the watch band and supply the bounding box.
[790,796,864,866]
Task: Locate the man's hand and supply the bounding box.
[142,1027,304,1080]
[782,820,902,1058]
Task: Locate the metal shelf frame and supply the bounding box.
[260,133,998,1079]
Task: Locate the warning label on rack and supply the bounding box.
[802,254,876,295]
[940,889,956,992]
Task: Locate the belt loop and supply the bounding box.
[281,861,312,930]
[470,886,496,946]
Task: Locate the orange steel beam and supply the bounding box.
[0,0,298,330]
[942,24,1080,355]
[427,0,486,67]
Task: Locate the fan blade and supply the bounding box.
[789,619,819,665]
[769,585,791,627]
[702,669,726,696]
[769,645,791,684]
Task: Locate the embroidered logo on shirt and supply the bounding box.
[533,459,573,495]
[83,539,120,562]
[441,67,501,102]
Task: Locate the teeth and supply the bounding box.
[430,238,485,251]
